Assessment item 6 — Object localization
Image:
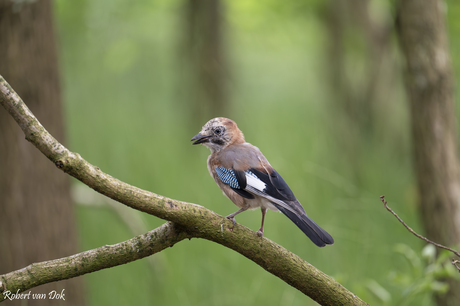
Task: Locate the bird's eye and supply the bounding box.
[214,128,222,135]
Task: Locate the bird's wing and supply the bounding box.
[213,143,334,246]
[215,143,302,213]
[215,166,254,199]
[214,164,305,216]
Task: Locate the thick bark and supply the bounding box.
[0,1,84,305]
[397,0,460,304]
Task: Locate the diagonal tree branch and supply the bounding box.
[0,75,368,305]
[0,222,190,300]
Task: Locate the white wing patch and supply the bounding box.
[245,171,266,192]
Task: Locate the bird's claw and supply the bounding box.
[226,216,236,231]
[256,228,264,238]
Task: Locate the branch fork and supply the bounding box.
[0,75,368,305]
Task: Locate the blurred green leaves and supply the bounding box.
[353,243,460,306]
[388,244,458,305]
[54,0,460,305]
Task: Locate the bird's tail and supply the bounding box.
[274,204,334,247]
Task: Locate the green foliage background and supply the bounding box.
[54,0,460,305]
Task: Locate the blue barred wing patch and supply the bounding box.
[215,166,261,191]
[216,166,240,189]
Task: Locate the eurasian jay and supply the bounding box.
[191,117,334,247]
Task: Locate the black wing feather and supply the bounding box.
[249,168,296,201]
[218,165,334,246]
[230,169,255,199]
[274,203,334,247]
[233,169,247,189]
[248,168,333,246]
[231,188,255,199]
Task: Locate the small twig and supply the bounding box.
[452,260,460,271]
[380,195,460,272]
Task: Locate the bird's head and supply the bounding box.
[191,117,245,153]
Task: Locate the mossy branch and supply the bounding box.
[0,222,190,301]
[0,75,368,305]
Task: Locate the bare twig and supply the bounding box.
[452,260,460,271]
[380,195,460,272]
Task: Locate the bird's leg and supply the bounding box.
[257,208,267,237]
[225,207,247,231]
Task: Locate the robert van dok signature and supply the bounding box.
[3,289,65,301]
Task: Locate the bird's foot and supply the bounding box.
[226,216,236,231]
[256,228,264,238]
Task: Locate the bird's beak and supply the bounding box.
[191,133,211,145]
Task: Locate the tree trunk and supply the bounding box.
[397,0,460,305]
[325,0,391,133]
[0,1,85,305]
[323,0,395,185]
[183,0,228,125]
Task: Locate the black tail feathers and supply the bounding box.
[275,204,334,247]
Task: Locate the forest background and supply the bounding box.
[2,0,460,305]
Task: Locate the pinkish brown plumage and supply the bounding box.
[191,117,334,247]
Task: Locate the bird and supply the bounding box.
[191,117,334,247]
